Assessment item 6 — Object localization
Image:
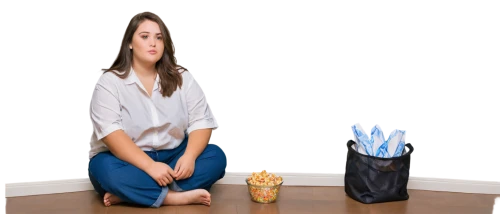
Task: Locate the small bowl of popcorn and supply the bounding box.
[245,170,284,203]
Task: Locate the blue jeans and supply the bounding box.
[88,137,226,208]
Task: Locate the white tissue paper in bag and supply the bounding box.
[351,123,372,156]
[387,129,403,157]
[370,124,384,156]
[351,124,406,158]
[393,130,408,157]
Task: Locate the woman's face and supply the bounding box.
[130,20,164,67]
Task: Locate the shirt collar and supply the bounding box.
[124,67,160,92]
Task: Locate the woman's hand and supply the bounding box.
[145,162,175,186]
[174,154,196,180]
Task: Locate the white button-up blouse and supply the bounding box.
[88,68,218,159]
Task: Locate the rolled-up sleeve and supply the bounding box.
[90,75,123,141]
[184,72,218,135]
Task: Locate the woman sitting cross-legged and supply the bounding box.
[87,11,226,208]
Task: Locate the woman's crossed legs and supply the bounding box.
[88,142,226,208]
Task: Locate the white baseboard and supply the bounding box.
[5,173,500,197]
[216,172,344,186]
[216,172,500,194]
[6,179,94,198]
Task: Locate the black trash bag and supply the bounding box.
[344,140,414,204]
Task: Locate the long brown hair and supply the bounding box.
[103,11,186,97]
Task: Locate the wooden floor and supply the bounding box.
[6,185,499,214]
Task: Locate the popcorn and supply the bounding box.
[247,170,283,186]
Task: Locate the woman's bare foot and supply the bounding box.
[103,192,122,207]
[163,189,211,206]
